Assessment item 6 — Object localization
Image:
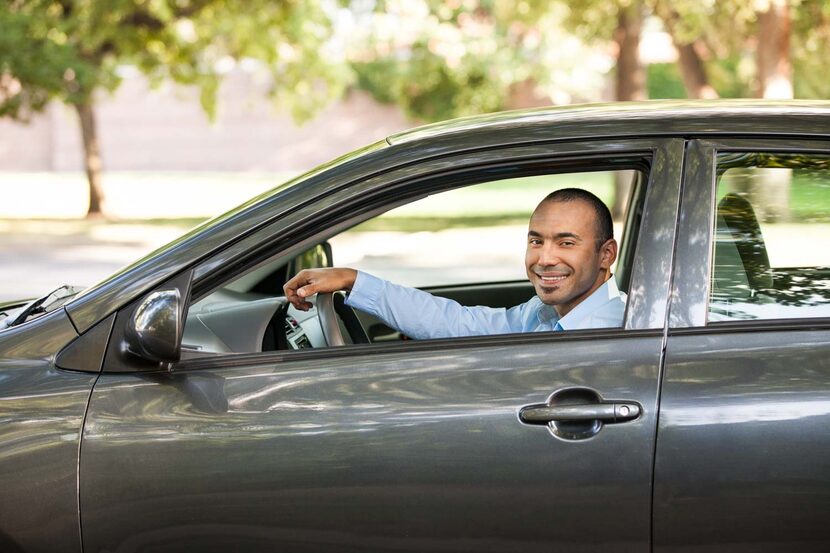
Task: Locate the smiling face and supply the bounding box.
[525,199,617,317]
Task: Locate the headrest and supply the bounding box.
[716,193,773,291]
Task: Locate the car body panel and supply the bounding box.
[1,102,829,551]
[82,332,663,553]
[655,136,830,550]
[0,309,92,553]
[654,328,830,552]
[79,133,685,551]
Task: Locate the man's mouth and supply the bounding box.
[538,275,566,283]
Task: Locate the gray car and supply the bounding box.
[2,101,829,552]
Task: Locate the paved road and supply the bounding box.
[0,220,528,303]
[0,221,191,301]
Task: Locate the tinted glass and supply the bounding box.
[710,153,830,321]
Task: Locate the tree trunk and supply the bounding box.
[656,7,719,100]
[75,102,105,217]
[675,41,720,99]
[505,78,550,110]
[757,0,793,99]
[612,2,646,220]
[613,4,646,103]
[755,0,793,222]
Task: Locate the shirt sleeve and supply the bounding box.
[345,271,526,339]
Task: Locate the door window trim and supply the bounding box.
[168,138,685,367]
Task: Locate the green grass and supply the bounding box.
[789,178,830,220]
[719,170,830,222]
[353,172,616,231]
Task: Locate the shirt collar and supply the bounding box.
[536,276,621,330]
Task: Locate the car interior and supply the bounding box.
[180,168,649,357]
[710,153,830,321]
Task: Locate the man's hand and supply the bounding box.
[283,268,358,311]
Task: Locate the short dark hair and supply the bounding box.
[543,188,613,249]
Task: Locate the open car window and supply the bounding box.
[182,166,647,356]
[330,172,627,288]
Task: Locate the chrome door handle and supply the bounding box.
[519,402,640,424]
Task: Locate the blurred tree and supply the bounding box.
[757,0,792,99]
[650,1,724,99]
[349,0,625,214]
[650,0,808,102]
[646,63,686,99]
[564,0,646,218]
[0,0,348,217]
[349,0,607,122]
[792,0,830,98]
[562,0,647,103]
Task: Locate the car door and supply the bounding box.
[79,138,684,553]
[654,139,830,551]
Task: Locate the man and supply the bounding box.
[283,188,626,340]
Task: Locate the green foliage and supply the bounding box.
[791,0,830,99]
[353,40,505,122]
[707,56,753,99]
[650,0,830,100]
[350,0,605,122]
[647,63,686,99]
[0,3,99,118]
[0,0,348,122]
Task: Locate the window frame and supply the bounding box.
[172,137,683,368]
[670,137,830,331]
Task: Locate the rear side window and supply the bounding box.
[709,153,830,321]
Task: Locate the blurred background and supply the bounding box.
[1,0,826,300]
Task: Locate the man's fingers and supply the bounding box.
[297,284,318,298]
[282,268,356,310]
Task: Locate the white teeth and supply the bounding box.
[539,275,566,282]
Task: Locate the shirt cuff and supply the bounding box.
[344,271,382,314]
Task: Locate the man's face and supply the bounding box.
[525,199,617,316]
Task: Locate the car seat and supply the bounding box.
[711,192,773,317]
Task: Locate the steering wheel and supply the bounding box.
[316,292,370,346]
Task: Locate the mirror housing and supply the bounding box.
[103,269,193,371]
[124,288,182,363]
[287,241,333,276]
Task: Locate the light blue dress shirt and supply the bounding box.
[345,271,627,340]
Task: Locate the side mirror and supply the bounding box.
[125,288,182,363]
[287,241,333,276]
[107,270,192,370]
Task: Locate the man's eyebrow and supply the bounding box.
[528,230,582,239]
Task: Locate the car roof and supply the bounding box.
[387,99,830,146]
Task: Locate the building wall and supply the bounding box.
[0,67,414,173]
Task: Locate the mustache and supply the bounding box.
[531,265,571,274]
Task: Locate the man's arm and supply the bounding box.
[283,268,525,340]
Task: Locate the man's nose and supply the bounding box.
[536,244,561,266]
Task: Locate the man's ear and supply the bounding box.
[600,239,618,269]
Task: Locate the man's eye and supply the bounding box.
[529,238,542,246]
[560,241,575,247]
